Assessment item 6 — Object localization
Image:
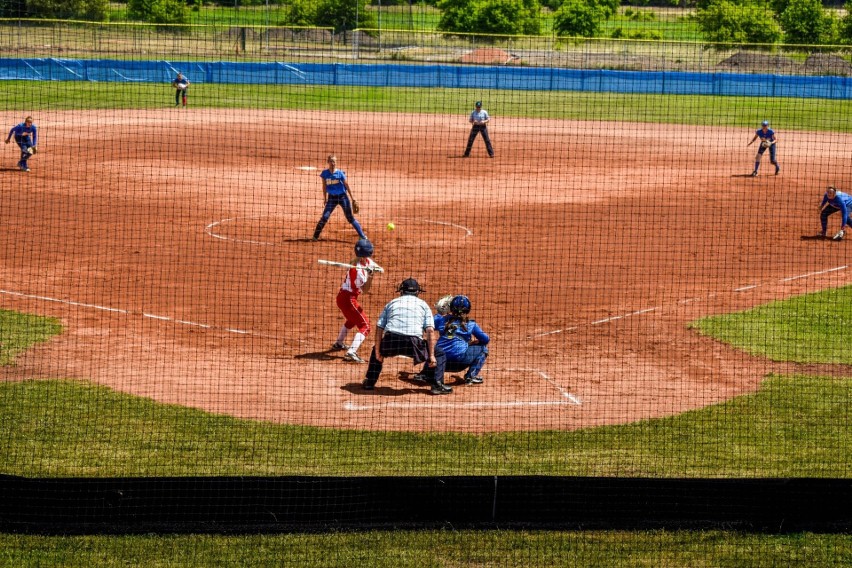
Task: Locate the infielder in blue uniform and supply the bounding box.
[172,72,190,107]
[463,101,494,158]
[747,120,779,177]
[5,116,37,172]
[313,155,367,242]
[415,295,490,385]
[819,186,851,241]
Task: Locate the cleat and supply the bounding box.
[430,383,453,395]
[362,380,375,391]
[410,373,428,383]
[751,171,758,177]
[344,351,366,363]
[775,166,780,175]
[464,375,483,385]
[330,342,349,351]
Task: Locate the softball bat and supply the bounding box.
[318,259,384,273]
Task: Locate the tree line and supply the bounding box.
[1,0,851,46]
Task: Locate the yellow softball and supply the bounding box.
[387,222,395,231]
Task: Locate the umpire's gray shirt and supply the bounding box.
[376,295,434,338]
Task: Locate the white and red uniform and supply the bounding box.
[335,258,378,335]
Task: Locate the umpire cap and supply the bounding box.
[398,278,423,295]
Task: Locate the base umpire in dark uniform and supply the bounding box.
[463,101,494,158]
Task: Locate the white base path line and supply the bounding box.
[494,368,582,405]
[528,265,849,339]
[781,265,848,282]
[0,289,277,339]
[205,216,474,247]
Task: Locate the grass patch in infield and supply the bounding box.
[692,284,852,364]
[0,309,62,366]
[3,81,852,133]
[1,531,850,567]
[1,373,848,477]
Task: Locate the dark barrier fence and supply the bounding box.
[2,475,851,534]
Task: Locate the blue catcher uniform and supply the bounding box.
[313,165,367,241]
[6,120,37,172]
[434,313,490,383]
[750,121,779,176]
[820,188,852,239]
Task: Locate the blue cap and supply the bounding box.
[475,101,482,107]
[762,120,769,126]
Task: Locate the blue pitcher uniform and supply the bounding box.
[313,168,367,240]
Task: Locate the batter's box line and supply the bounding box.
[343,367,581,411]
[528,264,850,339]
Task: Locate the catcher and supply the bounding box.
[747,120,780,177]
[819,186,851,241]
[5,116,37,172]
[312,155,368,242]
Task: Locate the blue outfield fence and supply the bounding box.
[1,58,852,98]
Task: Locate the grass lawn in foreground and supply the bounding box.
[1,531,850,567]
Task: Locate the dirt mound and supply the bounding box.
[717,51,798,73]
[802,53,852,76]
[459,47,520,65]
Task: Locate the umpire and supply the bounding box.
[362,278,452,395]
[463,101,494,158]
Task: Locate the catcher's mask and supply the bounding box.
[354,238,373,258]
[450,295,471,316]
[398,278,423,296]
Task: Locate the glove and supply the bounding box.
[27,146,37,155]
[760,140,772,149]
[351,199,360,214]
[833,229,845,241]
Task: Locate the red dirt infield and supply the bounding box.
[1,109,850,433]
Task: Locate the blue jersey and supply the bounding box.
[755,128,775,143]
[822,190,852,226]
[8,123,37,146]
[320,169,347,197]
[434,314,490,360]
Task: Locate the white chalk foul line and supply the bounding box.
[528,265,849,339]
[781,265,848,282]
[0,289,277,340]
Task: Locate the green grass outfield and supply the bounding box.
[3,81,852,133]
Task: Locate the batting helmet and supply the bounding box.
[354,238,374,258]
[450,295,471,315]
[398,278,423,295]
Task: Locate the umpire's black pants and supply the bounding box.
[464,125,494,157]
[364,331,446,387]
